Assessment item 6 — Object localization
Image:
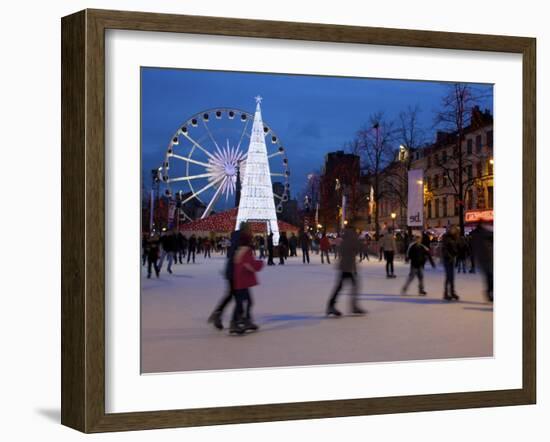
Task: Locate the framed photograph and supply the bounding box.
[61,9,536,433]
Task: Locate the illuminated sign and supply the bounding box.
[464,209,494,223]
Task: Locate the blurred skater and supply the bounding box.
[207,222,251,330]
[299,229,310,264]
[267,232,275,266]
[381,228,397,278]
[146,234,160,278]
[278,231,289,265]
[456,235,468,273]
[470,222,494,302]
[326,226,366,317]
[441,225,460,301]
[320,232,331,264]
[187,234,197,263]
[230,231,264,334]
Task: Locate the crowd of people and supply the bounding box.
[142,231,232,278]
[143,221,493,336]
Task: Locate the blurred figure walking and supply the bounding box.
[146,234,160,278]
[320,232,331,264]
[230,231,264,334]
[299,229,311,264]
[456,235,468,273]
[187,234,197,263]
[381,228,397,278]
[278,231,289,265]
[207,223,251,330]
[441,225,460,301]
[470,222,494,302]
[326,226,366,317]
[267,232,275,266]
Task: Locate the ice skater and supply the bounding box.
[381,228,397,278]
[326,225,366,317]
[470,222,494,302]
[320,232,331,264]
[299,229,311,264]
[441,225,460,301]
[230,231,264,334]
[145,233,160,278]
[207,222,251,330]
[187,234,197,263]
[267,232,275,265]
[401,235,435,296]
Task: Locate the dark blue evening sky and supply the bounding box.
[141,67,493,202]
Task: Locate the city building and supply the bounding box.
[272,181,300,227]
[319,150,361,232]
[373,106,494,233]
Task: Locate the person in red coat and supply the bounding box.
[231,232,264,334]
[319,232,331,264]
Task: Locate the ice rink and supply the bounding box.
[141,252,493,373]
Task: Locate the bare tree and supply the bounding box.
[381,106,427,225]
[353,112,396,237]
[430,83,492,235]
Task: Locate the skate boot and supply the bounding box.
[229,321,246,335]
[326,305,342,317]
[451,293,460,301]
[242,318,259,332]
[207,312,223,330]
[419,290,427,296]
[350,305,367,315]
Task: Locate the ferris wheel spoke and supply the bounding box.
[181,175,225,205]
[170,154,210,168]
[201,177,227,219]
[202,119,222,152]
[270,172,287,177]
[274,193,284,200]
[180,133,217,161]
[267,150,284,159]
[167,173,213,183]
[236,119,250,152]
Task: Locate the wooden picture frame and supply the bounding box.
[61,8,536,433]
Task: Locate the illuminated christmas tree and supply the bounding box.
[235,96,280,245]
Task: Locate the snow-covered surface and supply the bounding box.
[141,253,493,373]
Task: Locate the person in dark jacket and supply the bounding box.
[326,226,366,316]
[141,233,148,266]
[158,230,177,274]
[187,234,197,263]
[278,232,289,265]
[289,233,298,257]
[146,234,160,278]
[299,229,311,264]
[441,225,460,301]
[257,235,266,259]
[207,223,251,330]
[455,235,468,273]
[267,232,275,265]
[470,222,493,302]
[401,235,435,295]
[176,232,187,264]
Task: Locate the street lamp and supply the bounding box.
[391,212,396,229]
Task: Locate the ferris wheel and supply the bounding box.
[159,107,290,221]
